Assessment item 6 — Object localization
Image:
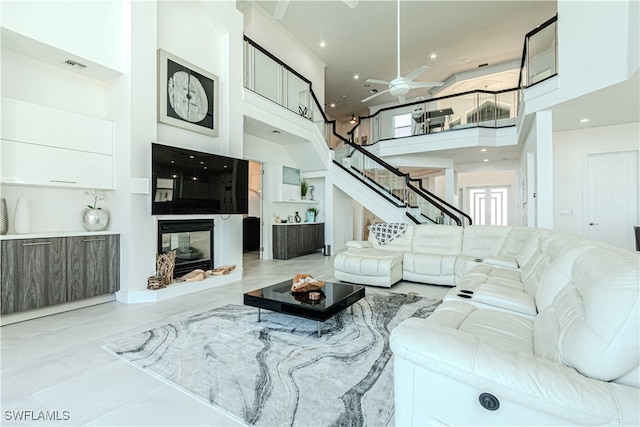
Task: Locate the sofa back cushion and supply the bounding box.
[534,247,639,386]
[520,232,582,298]
[460,225,511,258]
[368,224,415,252]
[533,236,596,309]
[411,224,463,255]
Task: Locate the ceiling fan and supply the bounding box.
[273,0,359,20]
[362,0,443,104]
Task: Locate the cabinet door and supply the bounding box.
[1,240,18,314]
[1,140,114,189]
[66,235,120,301]
[1,238,67,314]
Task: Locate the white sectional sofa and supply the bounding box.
[333,224,640,425]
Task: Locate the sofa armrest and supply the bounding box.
[479,255,519,269]
[346,240,372,249]
[390,316,639,425]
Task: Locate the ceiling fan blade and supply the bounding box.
[404,66,429,83]
[408,82,444,88]
[342,0,359,9]
[366,78,391,86]
[361,89,390,103]
[273,0,290,19]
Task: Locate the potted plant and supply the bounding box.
[306,206,319,222]
[301,179,309,199]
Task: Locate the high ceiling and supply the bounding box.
[250,0,557,121]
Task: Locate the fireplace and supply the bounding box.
[157,219,214,277]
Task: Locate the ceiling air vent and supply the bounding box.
[471,80,501,90]
[63,59,87,69]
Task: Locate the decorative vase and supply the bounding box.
[0,198,8,235]
[295,211,301,223]
[306,211,315,223]
[14,198,30,234]
[81,208,109,231]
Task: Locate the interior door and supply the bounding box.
[586,150,639,250]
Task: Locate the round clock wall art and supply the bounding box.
[158,49,219,137]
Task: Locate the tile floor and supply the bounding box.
[1,252,449,426]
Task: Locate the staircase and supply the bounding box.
[331,139,472,226]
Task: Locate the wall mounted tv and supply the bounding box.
[152,143,248,215]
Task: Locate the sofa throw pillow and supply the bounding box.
[369,223,408,246]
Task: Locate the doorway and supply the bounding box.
[585,150,639,250]
[468,186,511,226]
[246,161,264,258]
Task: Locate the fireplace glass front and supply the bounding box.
[157,219,214,277]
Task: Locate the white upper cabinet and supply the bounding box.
[1,97,115,189]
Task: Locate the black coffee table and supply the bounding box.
[243,279,365,336]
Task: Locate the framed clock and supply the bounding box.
[158,49,219,137]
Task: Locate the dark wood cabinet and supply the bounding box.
[67,234,120,301]
[273,223,324,260]
[1,233,120,315]
[1,238,66,314]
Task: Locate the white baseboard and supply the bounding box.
[1,294,116,326]
[116,270,241,303]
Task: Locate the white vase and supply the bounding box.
[14,198,30,234]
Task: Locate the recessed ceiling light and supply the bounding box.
[354,74,359,80]
[319,41,326,48]
[480,148,487,152]
[580,118,590,123]
[430,53,437,59]
[342,95,347,98]
[483,159,489,162]
[330,103,336,108]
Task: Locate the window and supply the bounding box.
[393,113,412,138]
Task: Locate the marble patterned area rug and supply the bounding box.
[103,290,441,427]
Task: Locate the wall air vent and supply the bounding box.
[63,59,87,69]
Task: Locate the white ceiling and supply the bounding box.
[241,1,638,147]
[249,0,558,121]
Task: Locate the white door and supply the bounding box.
[468,186,511,226]
[586,151,639,250]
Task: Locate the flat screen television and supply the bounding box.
[151,143,248,215]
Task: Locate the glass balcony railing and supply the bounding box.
[518,15,558,102]
[244,36,332,148]
[350,88,519,146]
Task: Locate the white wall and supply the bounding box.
[0,0,126,72]
[526,0,639,113]
[553,122,640,237]
[242,4,325,108]
[0,1,127,234]
[330,185,354,254]
[1,0,246,302]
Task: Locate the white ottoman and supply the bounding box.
[334,248,404,287]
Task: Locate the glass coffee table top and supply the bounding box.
[243,279,366,336]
